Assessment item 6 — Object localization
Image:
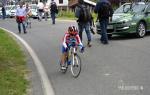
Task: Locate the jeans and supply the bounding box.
[17,21,26,33]
[44,12,48,21]
[100,18,109,43]
[38,11,43,21]
[2,12,6,19]
[78,22,91,42]
[51,13,56,24]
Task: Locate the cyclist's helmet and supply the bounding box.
[68,26,78,36]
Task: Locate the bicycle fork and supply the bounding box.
[72,48,76,66]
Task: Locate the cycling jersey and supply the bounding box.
[62,32,83,53]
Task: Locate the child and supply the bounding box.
[60,26,84,70]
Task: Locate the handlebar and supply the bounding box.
[68,38,82,48]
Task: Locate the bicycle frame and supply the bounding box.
[69,46,76,66]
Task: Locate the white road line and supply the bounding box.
[0,27,55,95]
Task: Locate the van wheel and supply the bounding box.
[136,22,146,38]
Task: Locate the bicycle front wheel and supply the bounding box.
[70,54,81,78]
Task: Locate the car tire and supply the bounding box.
[136,22,146,38]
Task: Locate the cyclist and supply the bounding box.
[60,26,84,70]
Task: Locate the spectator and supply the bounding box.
[50,0,58,24]
[2,5,6,20]
[25,3,32,28]
[37,1,44,21]
[94,0,113,44]
[44,3,49,21]
[15,2,27,34]
[75,0,92,47]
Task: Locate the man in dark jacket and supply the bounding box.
[75,0,92,47]
[2,6,6,20]
[94,0,113,44]
[50,0,58,24]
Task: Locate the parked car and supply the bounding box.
[5,5,13,18]
[96,2,150,38]
[0,7,2,18]
[9,5,17,18]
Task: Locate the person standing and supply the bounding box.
[94,0,113,44]
[37,1,44,21]
[50,0,58,24]
[15,2,27,34]
[44,3,49,21]
[25,3,32,28]
[75,0,92,47]
[2,5,6,20]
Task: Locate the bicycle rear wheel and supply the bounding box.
[70,54,81,78]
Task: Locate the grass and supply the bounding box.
[0,29,29,95]
[57,10,98,21]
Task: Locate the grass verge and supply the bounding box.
[57,11,98,21]
[0,29,29,95]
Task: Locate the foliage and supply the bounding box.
[57,10,75,19]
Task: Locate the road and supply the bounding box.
[0,18,150,95]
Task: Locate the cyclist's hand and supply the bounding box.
[80,47,84,53]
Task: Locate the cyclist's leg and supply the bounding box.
[60,46,68,69]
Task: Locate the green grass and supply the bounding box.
[0,29,29,95]
[57,10,75,19]
[57,10,98,21]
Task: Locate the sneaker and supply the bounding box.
[61,65,66,70]
[87,41,92,47]
[60,63,66,70]
[24,31,27,34]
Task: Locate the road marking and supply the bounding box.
[118,85,144,91]
[104,73,111,76]
[0,27,55,95]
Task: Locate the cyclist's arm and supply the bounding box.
[76,35,83,47]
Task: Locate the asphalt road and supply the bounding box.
[0,18,150,95]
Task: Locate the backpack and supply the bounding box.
[78,5,91,22]
[50,3,58,13]
[98,2,111,19]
